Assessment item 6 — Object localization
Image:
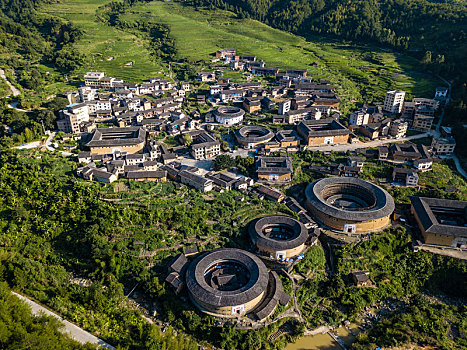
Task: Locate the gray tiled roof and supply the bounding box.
[410,196,467,238]
[249,216,308,250]
[185,248,269,307]
[305,177,395,221]
[85,127,146,147]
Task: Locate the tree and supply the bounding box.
[214,154,235,171]
[182,134,193,146]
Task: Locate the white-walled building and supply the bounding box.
[349,111,369,126]
[384,90,406,114]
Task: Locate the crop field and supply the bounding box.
[38,0,443,112]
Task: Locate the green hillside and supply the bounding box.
[39,0,166,81]
[37,0,442,112]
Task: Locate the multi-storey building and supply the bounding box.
[432,137,456,155]
[383,90,405,114]
[190,131,221,160]
[389,119,408,138]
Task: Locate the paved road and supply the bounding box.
[449,154,467,179]
[12,292,115,349]
[15,141,43,150]
[307,130,436,153]
[8,101,33,113]
[0,68,20,97]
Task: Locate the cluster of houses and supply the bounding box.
[58,72,191,135]
[65,49,456,192]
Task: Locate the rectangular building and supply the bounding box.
[384,90,405,114]
[432,137,456,155]
[256,156,293,183]
[410,196,467,248]
[85,127,146,155]
[190,131,221,160]
[296,118,350,146]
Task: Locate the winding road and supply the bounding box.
[12,292,115,349]
[0,68,20,97]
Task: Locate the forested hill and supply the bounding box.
[191,0,467,76]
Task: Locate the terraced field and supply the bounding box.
[39,0,442,110]
[39,0,166,81]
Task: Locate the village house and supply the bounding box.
[389,119,408,138]
[126,170,167,182]
[413,158,433,172]
[352,271,370,287]
[275,129,301,150]
[347,156,365,169]
[197,72,216,82]
[205,172,238,191]
[179,170,213,192]
[216,48,236,58]
[84,127,146,155]
[389,142,430,162]
[242,97,262,113]
[251,67,279,77]
[383,90,405,114]
[392,168,419,187]
[432,137,456,155]
[378,146,389,160]
[190,131,221,160]
[296,118,350,146]
[256,156,293,183]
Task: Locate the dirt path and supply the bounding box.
[0,68,20,97]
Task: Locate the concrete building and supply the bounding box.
[389,119,408,138]
[432,137,456,155]
[190,131,221,160]
[278,100,292,115]
[392,168,419,187]
[349,111,369,126]
[384,90,406,114]
[57,103,90,133]
[413,114,434,132]
[410,196,467,248]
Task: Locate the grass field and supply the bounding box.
[36,0,443,112]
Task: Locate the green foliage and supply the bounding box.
[0,282,97,349]
[353,294,467,350]
[214,154,235,170]
[235,155,255,176]
[294,245,326,276]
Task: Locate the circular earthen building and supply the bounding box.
[235,126,275,149]
[214,106,245,125]
[305,177,394,233]
[185,248,269,317]
[249,216,308,260]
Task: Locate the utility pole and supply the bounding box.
[40,119,46,135]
